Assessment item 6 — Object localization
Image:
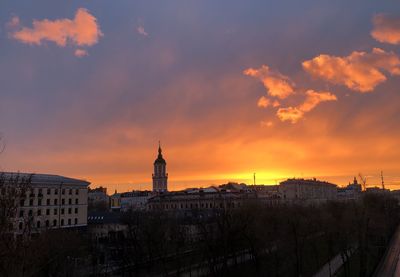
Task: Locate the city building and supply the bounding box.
[147,186,255,212]
[0,172,89,234]
[110,191,121,212]
[152,142,168,193]
[279,178,337,203]
[88,186,109,209]
[120,191,152,211]
[337,177,362,200]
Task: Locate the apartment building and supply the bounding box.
[0,172,89,234]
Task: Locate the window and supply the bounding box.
[68,219,71,225]
[47,188,51,195]
[37,221,41,228]
[37,209,41,216]
[75,189,79,195]
[38,199,42,206]
[46,209,50,215]
[46,199,50,205]
[68,208,71,214]
[19,222,23,230]
[54,209,57,215]
[75,208,78,214]
[53,219,57,226]
[62,189,65,195]
[29,199,33,206]
[54,199,58,205]
[61,208,64,215]
[45,220,49,227]
[61,219,64,226]
[38,189,42,195]
[75,199,78,204]
[19,210,24,218]
[28,210,33,216]
[62,199,65,205]
[69,189,72,195]
[20,199,25,206]
[68,199,72,205]
[74,218,78,225]
[55,189,58,195]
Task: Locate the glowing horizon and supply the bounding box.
[1,1,400,193]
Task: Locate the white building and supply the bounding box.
[0,172,89,234]
[120,191,151,211]
[279,178,337,203]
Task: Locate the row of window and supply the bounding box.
[19,207,79,217]
[149,201,240,210]
[22,188,80,197]
[18,218,79,230]
[20,198,80,206]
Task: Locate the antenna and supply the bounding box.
[381,171,385,190]
[358,173,367,191]
[253,173,256,186]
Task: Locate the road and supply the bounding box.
[374,225,400,277]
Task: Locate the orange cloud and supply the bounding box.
[299,90,337,112]
[244,65,295,99]
[257,96,271,108]
[371,14,400,45]
[277,90,337,123]
[74,49,88,57]
[11,8,103,47]
[277,107,304,123]
[302,48,400,92]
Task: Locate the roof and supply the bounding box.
[280,178,337,187]
[154,144,166,164]
[0,172,90,187]
[88,212,123,224]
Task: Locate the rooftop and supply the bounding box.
[0,172,90,187]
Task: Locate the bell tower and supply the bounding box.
[152,142,168,193]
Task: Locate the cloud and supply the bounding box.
[10,8,103,47]
[74,49,88,58]
[299,90,337,112]
[371,14,400,45]
[277,90,337,123]
[7,16,20,28]
[277,107,304,124]
[244,65,295,99]
[137,26,148,37]
[302,48,400,92]
[257,96,271,108]
[260,120,273,127]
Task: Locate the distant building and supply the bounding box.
[337,177,362,200]
[0,172,89,234]
[120,191,152,211]
[87,211,126,241]
[88,186,109,206]
[147,189,246,211]
[279,178,337,203]
[110,191,121,211]
[152,142,168,193]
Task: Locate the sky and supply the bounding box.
[1,1,400,192]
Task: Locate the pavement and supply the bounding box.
[374,225,400,277]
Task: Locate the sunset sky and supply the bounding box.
[1,1,400,192]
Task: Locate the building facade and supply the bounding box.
[279,178,337,203]
[152,143,168,193]
[0,172,89,234]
